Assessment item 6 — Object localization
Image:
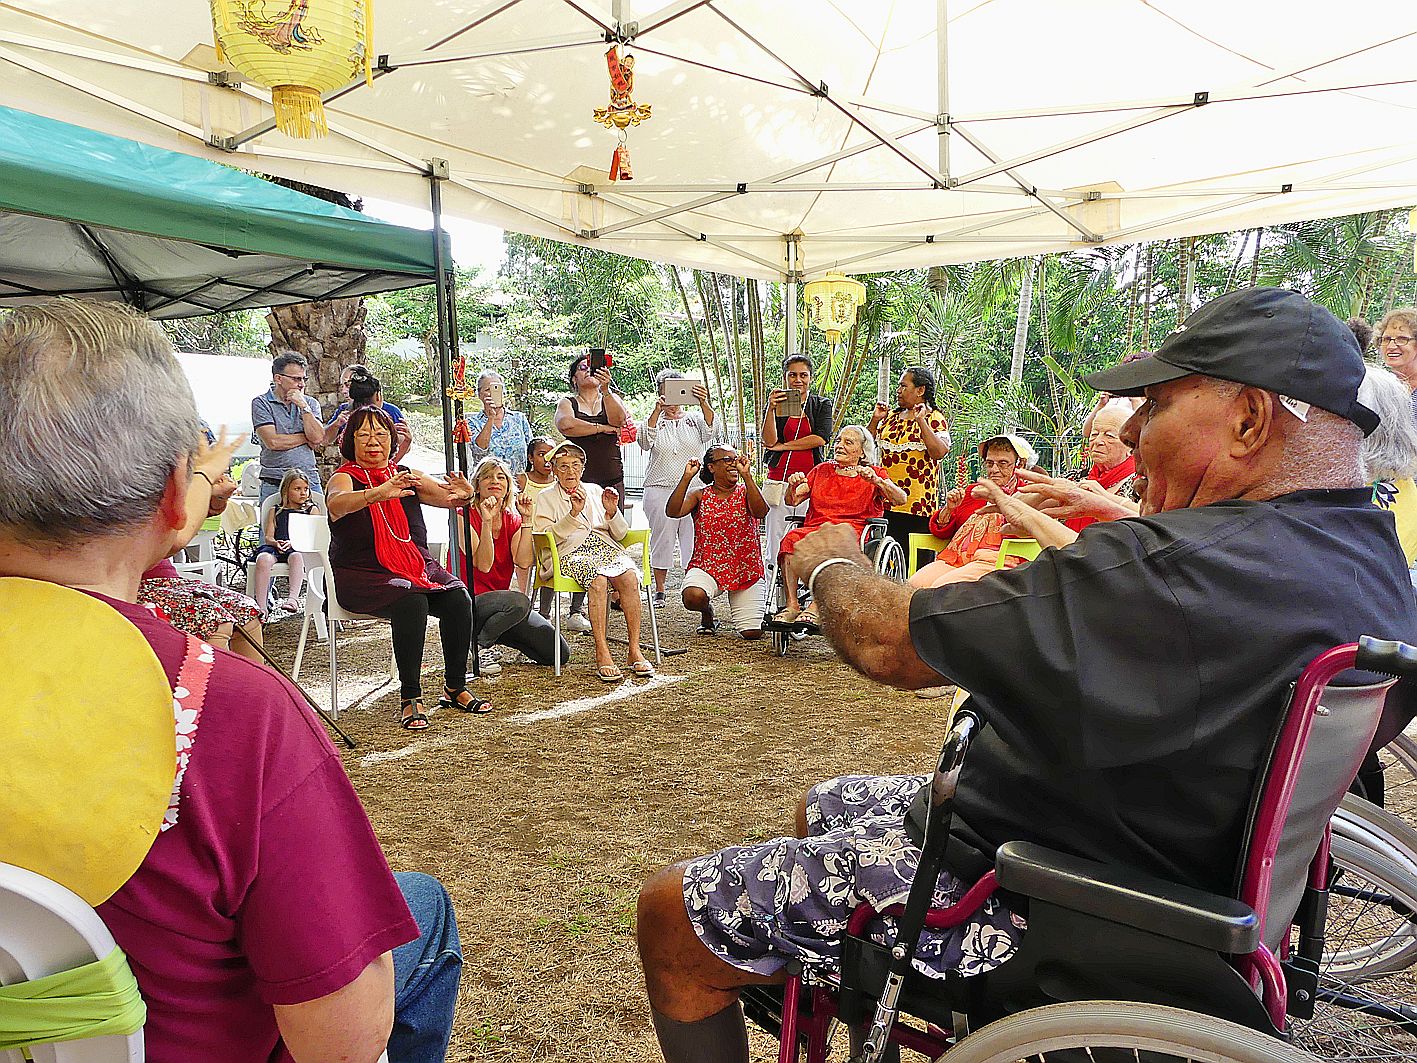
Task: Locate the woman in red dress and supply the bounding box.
[774,425,906,627]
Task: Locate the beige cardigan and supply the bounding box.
[531,479,630,558]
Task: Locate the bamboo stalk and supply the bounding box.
[693,271,728,415]
[729,277,748,449]
[671,267,714,398]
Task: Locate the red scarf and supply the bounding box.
[1066,455,1136,532]
[337,462,438,590]
[1088,454,1135,490]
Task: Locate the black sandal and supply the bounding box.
[439,686,493,714]
[398,699,429,730]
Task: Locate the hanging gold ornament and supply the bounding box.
[803,271,867,346]
[593,44,652,181]
[211,0,373,138]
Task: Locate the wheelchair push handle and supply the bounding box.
[1356,635,1417,679]
[927,710,980,819]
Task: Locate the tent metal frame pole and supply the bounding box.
[589,120,934,238]
[784,235,800,359]
[936,0,949,182]
[948,124,1099,241]
[216,67,395,151]
[429,162,480,680]
[74,223,149,308]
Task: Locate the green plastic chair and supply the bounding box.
[908,532,948,577]
[995,536,1043,569]
[532,527,661,676]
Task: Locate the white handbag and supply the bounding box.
[761,479,788,507]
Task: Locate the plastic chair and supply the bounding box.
[532,528,661,677]
[994,537,1042,569]
[286,514,395,716]
[171,518,220,585]
[0,862,143,1062]
[907,532,947,577]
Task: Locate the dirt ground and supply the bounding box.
[261,587,949,1062]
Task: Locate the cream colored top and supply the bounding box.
[531,478,630,555]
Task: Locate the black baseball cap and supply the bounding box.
[1085,287,1379,435]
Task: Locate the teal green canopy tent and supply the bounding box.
[0,104,444,319]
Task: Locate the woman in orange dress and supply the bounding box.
[774,425,906,627]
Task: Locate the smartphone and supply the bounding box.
[484,379,506,408]
[782,390,805,418]
[588,348,608,373]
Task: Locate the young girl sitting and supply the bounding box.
[251,469,322,621]
[665,444,769,639]
[520,436,556,603]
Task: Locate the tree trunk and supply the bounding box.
[926,265,949,300]
[1009,258,1035,384]
[267,296,368,481]
[1141,244,1155,349]
[1249,228,1264,288]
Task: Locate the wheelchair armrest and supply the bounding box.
[995,841,1260,954]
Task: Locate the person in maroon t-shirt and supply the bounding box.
[0,300,461,1063]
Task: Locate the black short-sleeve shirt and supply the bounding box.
[907,487,1417,894]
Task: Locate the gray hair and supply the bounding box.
[0,300,200,542]
[837,424,880,466]
[1359,365,1417,482]
[272,350,306,376]
[655,368,685,387]
[475,369,505,390]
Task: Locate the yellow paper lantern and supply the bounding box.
[211,0,373,138]
[803,271,867,346]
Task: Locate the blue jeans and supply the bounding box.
[390,872,462,1063]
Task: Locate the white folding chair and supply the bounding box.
[0,862,143,1062]
[287,514,395,716]
[244,496,313,609]
[170,526,218,585]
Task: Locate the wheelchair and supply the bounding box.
[741,637,1417,1063]
[763,518,907,657]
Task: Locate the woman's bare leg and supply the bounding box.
[587,575,615,668]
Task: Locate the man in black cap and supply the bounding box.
[635,287,1417,1063]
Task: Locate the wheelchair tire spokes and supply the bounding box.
[1289,834,1417,1061]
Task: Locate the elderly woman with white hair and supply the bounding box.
[640,368,717,603]
[1361,365,1417,580]
[467,368,535,478]
[772,424,905,626]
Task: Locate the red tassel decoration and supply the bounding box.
[452,419,471,445]
[610,141,633,181]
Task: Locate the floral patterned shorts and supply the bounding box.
[683,774,1025,981]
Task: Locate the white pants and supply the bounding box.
[763,498,809,566]
[681,569,765,633]
[642,484,696,572]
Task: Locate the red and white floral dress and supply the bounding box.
[687,482,764,591]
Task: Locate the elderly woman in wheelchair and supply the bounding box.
[769,425,907,630]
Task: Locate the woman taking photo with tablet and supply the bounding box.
[640,369,717,605]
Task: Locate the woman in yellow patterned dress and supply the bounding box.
[868,365,951,548]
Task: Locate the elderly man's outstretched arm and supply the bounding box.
[791,521,944,689]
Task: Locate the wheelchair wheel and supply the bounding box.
[1288,833,1417,1060]
[941,1000,1316,1063]
[870,536,907,584]
[1374,735,1417,823]
[767,565,791,657]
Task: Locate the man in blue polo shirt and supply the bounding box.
[251,351,326,512]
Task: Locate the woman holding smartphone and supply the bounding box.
[640,369,716,605]
[760,354,833,564]
[467,369,534,477]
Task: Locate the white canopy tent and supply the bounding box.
[3,0,1417,283]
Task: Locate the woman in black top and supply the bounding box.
[555,353,630,509]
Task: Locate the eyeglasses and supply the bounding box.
[982,459,1017,469]
[1380,336,1416,348]
[708,456,737,464]
[278,372,308,383]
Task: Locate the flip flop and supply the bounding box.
[629,660,656,678]
[597,664,625,683]
[695,620,720,635]
[770,606,801,624]
[398,699,430,730]
[439,687,492,714]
